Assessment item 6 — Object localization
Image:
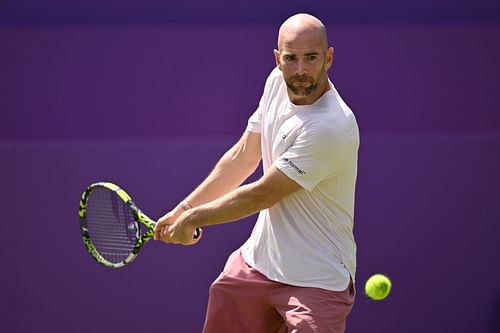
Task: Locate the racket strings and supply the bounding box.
[85,187,138,263]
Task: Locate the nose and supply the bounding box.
[294,59,307,76]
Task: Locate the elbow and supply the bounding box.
[234,155,261,177]
[229,139,261,173]
[246,157,262,175]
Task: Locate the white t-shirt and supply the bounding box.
[241,66,359,291]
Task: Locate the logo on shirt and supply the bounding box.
[283,158,306,175]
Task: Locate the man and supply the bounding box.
[154,13,359,333]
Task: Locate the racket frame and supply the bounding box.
[79,182,156,268]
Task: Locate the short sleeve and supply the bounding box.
[246,66,283,134]
[246,107,262,133]
[273,125,348,191]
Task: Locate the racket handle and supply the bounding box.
[194,228,201,239]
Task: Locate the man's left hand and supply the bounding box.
[157,210,202,246]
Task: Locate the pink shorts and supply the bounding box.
[202,249,355,333]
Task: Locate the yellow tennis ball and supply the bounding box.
[365,274,392,300]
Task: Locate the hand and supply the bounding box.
[156,210,203,246]
[154,209,179,241]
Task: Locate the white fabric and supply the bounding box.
[241,66,359,291]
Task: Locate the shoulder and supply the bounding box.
[302,97,359,146]
[316,88,357,132]
[267,66,283,82]
[263,66,284,92]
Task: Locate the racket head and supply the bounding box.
[79,182,155,268]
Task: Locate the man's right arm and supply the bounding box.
[154,130,261,241]
[183,130,262,207]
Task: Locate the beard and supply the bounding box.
[284,64,326,97]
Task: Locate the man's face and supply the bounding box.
[281,52,326,97]
[275,32,333,101]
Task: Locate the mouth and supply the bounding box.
[286,75,319,97]
[291,76,314,85]
[292,81,312,88]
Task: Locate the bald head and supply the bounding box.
[274,14,334,105]
[278,13,328,51]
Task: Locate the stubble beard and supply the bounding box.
[285,63,326,97]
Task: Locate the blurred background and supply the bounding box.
[1,1,499,332]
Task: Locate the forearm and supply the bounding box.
[185,181,273,229]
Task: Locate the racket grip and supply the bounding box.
[194,228,201,239]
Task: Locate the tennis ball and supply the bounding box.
[365,274,392,300]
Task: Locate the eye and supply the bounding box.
[283,55,296,62]
[307,55,318,61]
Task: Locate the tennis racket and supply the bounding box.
[78,182,200,268]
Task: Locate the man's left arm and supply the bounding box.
[158,165,302,245]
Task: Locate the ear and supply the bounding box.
[274,49,282,70]
[325,47,334,70]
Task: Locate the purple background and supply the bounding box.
[1,1,500,332]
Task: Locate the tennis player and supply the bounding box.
[154,13,359,333]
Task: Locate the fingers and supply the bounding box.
[154,210,203,245]
[159,225,203,246]
[154,212,175,241]
[159,225,176,244]
[153,221,165,241]
[153,224,160,241]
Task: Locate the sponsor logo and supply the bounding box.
[283,158,306,175]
